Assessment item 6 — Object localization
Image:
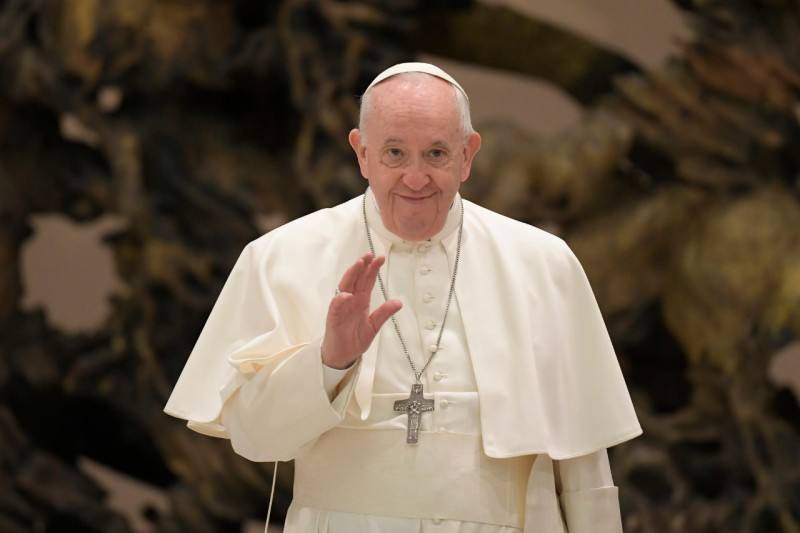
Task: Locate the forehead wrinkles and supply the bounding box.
[368,80,461,143]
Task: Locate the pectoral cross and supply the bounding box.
[394,383,435,444]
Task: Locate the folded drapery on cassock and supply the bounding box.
[164,189,642,531]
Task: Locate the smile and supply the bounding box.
[396,193,435,203]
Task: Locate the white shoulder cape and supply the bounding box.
[164,193,642,459]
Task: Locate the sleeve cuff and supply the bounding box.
[322,361,353,398]
[559,486,622,533]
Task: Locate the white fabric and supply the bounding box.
[225,336,617,532]
[322,363,350,398]
[285,507,517,533]
[364,62,470,101]
[285,207,532,529]
[219,194,621,531]
[164,188,641,458]
[290,424,534,529]
[164,187,638,530]
[554,449,614,494]
[220,339,353,461]
[288,451,616,533]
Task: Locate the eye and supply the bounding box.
[427,148,449,163]
[381,147,406,166]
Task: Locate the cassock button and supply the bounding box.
[440,399,449,408]
[417,243,431,253]
[420,266,432,275]
[433,371,447,381]
[428,344,439,353]
[432,518,443,525]
[425,320,436,330]
[423,293,434,303]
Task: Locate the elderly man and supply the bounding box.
[164,63,642,532]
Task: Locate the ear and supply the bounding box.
[348,128,369,180]
[460,131,482,183]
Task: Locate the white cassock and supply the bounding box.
[164,187,643,532]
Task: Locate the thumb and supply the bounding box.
[368,299,403,333]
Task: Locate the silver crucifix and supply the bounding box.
[394,383,435,444]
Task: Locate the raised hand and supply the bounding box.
[321,254,402,369]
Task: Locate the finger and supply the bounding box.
[338,254,372,293]
[350,253,376,293]
[355,255,385,293]
[327,291,354,318]
[368,299,403,332]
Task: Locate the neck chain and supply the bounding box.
[361,193,464,384]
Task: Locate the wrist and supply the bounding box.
[323,358,356,370]
[320,345,356,370]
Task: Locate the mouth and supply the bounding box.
[396,193,435,203]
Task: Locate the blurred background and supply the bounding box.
[1,0,799,532]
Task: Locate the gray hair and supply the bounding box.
[357,72,474,144]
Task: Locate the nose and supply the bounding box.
[401,157,431,191]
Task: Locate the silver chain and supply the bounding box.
[362,193,464,384]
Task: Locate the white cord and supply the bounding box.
[264,461,279,533]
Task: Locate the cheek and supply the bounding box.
[368,167,401,195]
[434,167,463,189]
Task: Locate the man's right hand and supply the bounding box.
[321,254,402,369]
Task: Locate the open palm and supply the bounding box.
[321,254,402,369]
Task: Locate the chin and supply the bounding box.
[398,231,431,242]
[395,219,442,241]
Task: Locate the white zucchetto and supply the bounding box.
[363,62,469,101]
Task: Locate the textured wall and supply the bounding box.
[2,1,799,532]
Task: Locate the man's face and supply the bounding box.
[348,76,481,241]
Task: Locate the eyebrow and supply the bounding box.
[380,138,452,148]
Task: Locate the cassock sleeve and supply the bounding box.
[323,362,355,398]
[554,449,623,533]
[163,240,360,461]
[221,337,359,462]
[525,450,623,533]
